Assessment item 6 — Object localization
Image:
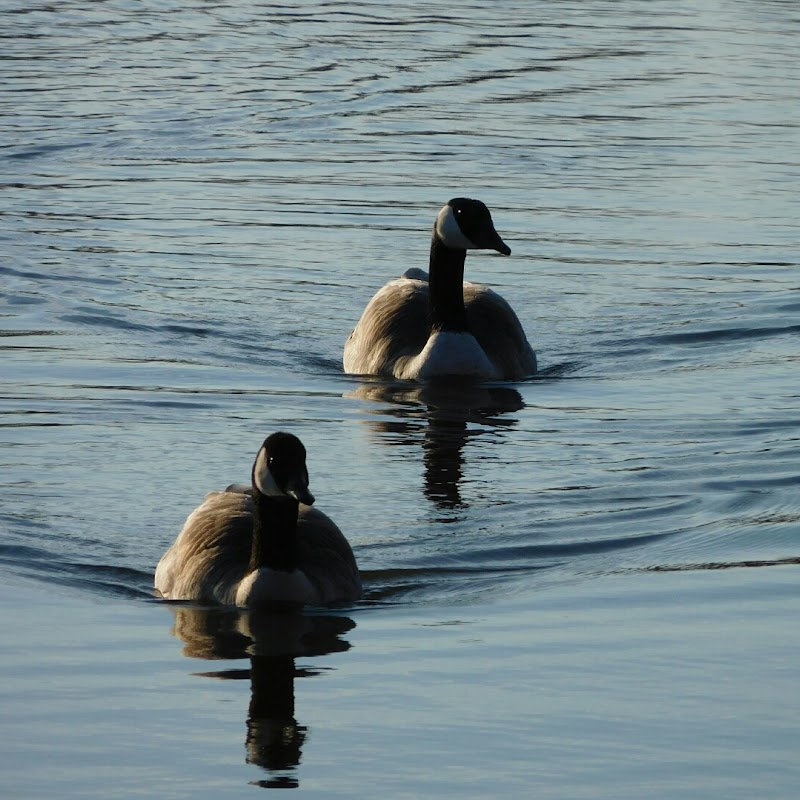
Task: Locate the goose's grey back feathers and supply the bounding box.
[155,489,361,607]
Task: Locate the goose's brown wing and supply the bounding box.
[154,491,252,603]
[344,278,430,376]
[464,283,537,379]
[297,506,362,604]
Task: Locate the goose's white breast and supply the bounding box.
[235,568,317,608]
[398,330,500,381]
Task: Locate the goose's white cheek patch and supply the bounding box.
[435,205,477,250]
[253,448,283,497]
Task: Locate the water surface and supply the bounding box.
[1,1,799,796]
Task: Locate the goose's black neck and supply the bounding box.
[428,235,468,333]
[249,491,299,574]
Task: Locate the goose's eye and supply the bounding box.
[268,456,275,467]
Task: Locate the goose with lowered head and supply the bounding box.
[343,198,537,381]
[154,432,361,609]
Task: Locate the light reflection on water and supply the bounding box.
[1,0,799,796]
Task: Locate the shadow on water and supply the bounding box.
[346,378,525,512]
[165,604,355,790]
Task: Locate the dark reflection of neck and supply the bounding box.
[165,606,355,791]
[346,381,525,515]
[246,655,305,789]
[420,383,524,514]
[422,416,468,510]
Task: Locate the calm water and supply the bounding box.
[2,0,799,796]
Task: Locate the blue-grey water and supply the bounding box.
[1,1,799,797]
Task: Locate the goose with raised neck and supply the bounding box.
[343,197,536,381]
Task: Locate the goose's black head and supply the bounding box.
[251,432,315,506]
[434,197,511,256]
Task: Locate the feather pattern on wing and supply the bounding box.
[343,277,429,377]
[463,283,538,378]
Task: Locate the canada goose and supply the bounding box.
[154,432,362,609]
[343,198,537,381]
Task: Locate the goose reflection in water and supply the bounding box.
[166,605,355,789]
[347,380,524,512]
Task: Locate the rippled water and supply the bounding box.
[2,1,799,796]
